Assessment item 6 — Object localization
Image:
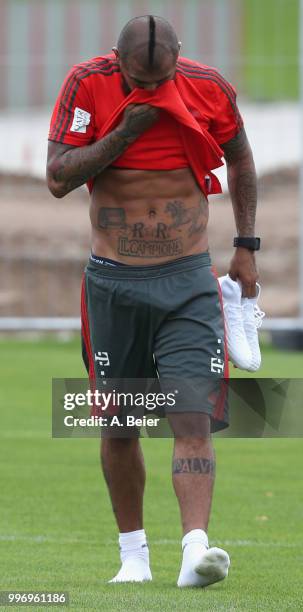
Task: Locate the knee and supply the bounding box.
[174,436,213,455]
[168,412,211,439]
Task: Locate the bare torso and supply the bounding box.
[90,167,209,265]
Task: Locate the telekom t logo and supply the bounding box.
[211,357,224,374]
[94,352,110,367]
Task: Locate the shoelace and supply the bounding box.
[254,304,265,329]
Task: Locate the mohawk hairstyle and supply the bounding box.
[117,15,179,69]
[148,15,156,67]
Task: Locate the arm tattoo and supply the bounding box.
[172,457,215,475]
[230,170,257,236]
[222,128,257,237]
[47,127,137,197]
[221,128,249,163]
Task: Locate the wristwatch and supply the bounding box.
[233,237,261,251]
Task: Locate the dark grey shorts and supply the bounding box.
[81,252,229,432]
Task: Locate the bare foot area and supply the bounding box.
[1,169,299,316]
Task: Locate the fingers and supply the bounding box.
[228,266,258,297]
[228,252,259,298]
[228,263,237,281]
[228,271,237,281]
[241,282,257,298]
[126,103,157,112]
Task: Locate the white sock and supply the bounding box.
[109,529,152,583]
[119,529,149,563]
[178,529,208,587]
[182,529,209,551]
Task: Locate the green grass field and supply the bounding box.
[243,0,299,100]
[1,338,303,611]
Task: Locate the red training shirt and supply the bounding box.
[49,54,243,196]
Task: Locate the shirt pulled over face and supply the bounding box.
[49,55,244,197]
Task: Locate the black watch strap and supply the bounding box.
[233,237,261,251]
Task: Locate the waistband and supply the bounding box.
[90,253,127,267]
[86,252,211,279]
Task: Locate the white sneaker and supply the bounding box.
[242,283,265,372]
[177,545,230,588]
[218,275,252,370]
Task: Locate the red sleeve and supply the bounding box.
[49,65,95,146]
[208,72,244,145]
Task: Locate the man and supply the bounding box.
[47,15,259,587]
